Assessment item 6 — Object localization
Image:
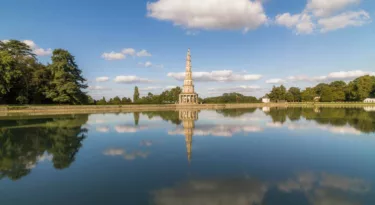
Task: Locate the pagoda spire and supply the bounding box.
[186,48,191,72]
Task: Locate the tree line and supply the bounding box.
[0,40,90,105]
[266,75,375,102]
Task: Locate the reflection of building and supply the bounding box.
[179,109,199,164]
[179,49,199,104]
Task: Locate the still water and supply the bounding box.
[1,107,375,205]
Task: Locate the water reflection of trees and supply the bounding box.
[141,111,183,125]
[216,108,257,117]
[0,115,88,180]
[264,108,375,134]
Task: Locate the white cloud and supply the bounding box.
[139,61,153,67]
[318,10,371,32]
[208,85,261,94]
[306,0,360,17]
[147,0,268,32]
[266,78,287,84]
[136,49,152,57]
[122,48,136,56]
[288,70,375,83]
[165,85,178,90]
[96,76,110,82]
[101,52,126,60]
[102,48,151,60]
[139,86,162,91]
[88,86,110,90]
[22,40,52,56]
[114,76,152,84]
[275,13,315,34]
[1,39,10,43]
[167,70,262,82]
[275,0,369,34]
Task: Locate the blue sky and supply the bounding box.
[1,0,374,99]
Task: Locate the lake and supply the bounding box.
[1,107,375,205]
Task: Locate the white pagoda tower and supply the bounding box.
[179,49,199,104]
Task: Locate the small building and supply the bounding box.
[364,98,375,103]
[262,98,270,103]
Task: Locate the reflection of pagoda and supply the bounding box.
[178,109,199,164]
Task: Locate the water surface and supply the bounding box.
[1,107,375,205]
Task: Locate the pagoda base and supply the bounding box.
[179,93,199,104]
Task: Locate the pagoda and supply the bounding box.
[179,49,199,104]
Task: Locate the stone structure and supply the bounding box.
[179,49,199,104]
[179,109,199,164]
[364,98,375,103]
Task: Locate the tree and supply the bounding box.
[347,75,375,101]
[301,87,315,102]
[288,87,301,102]
[285,92,294,102]
[320,86,333,102]
[97,97,107,105]
[314,83,329,96]
[329,81,347,102]
[0,40,38,104]
[133,86,140,102]
[45,49,88,104]
[268,85,287,102]
[112,96,122,105]
[121,97,132,104]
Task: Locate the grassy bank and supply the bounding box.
[0,102,375,116]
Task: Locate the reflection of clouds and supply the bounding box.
[103,148,125,156]
[115,125,149,133]
[319,173,370,193]
[168,124,263,137]
[140,140,153,147]
[317,125,361,135]
[266,122,283,128]
[103,148,149,161]
[96,126,110,133]
[278,172,371,205]
[266,121,361,135]
[26,153,53,169]
[153,178,267,205]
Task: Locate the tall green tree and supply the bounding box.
[320,86,334,102]
[45,49,88,104]
[133,86,140,102]
[288,87,301,102]
[0,40,38,104]
[329,81,347,102]
[301,87,316,102]
[347,75,375,101]
[268,85,287,101]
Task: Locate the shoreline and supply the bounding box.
[0,103,375,116]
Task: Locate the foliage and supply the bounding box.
[0,40,90,105]
[267,76,375,102]
[203,93,259,104]
[268,85,287,102]
[45,49,88,104]
[133,86,140,102]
